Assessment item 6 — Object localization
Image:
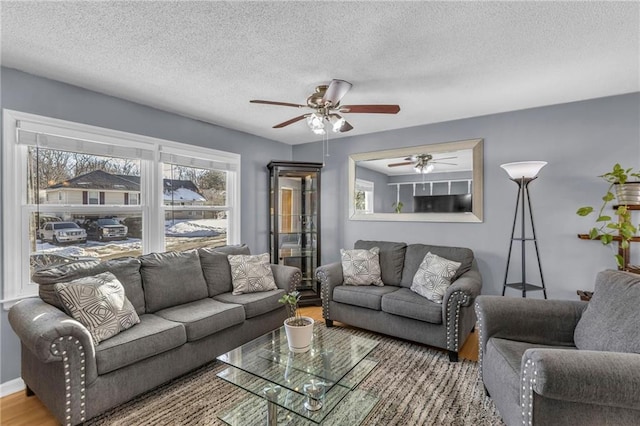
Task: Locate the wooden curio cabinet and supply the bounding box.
[268,161,322,305]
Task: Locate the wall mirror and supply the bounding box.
[348,138,483,222]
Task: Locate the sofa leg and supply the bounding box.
[448,350,459,362]
[325,319,333,327]
[25,386,34,397]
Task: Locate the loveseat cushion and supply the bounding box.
[381,288,443,324]
[574,270,640,353]
[333,285,399,310]
[33,257,146,315]
[354,240,407,285]
[199,244,251,296]
[214,289,285,319]
[401,244,474,288]
[140,250,209,312]
[155,298,245,341]
[95,313,186,375]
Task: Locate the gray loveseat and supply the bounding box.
[8,245,301,426]
[315,240,482,361]
[476,270,640,426]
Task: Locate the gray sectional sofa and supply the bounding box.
[316,240,482,361]
[8,245,301,426]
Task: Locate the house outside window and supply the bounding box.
[2,110,241,306]
[355,179,375,214]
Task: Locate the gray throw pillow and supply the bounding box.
[410,252,461,303]
[140,250,209,312]
[227,253,278,295]
[341,247,384,286]
[55,272,140,345]
[354,240,407,285]
[574,270,640,353]
[199,245,251,296]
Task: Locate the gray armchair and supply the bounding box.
[475,270,640,426]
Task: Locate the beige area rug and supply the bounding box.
[86,326,504,426]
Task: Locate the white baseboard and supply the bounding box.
[0,377,25,398]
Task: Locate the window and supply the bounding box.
[2,109,241,306]
[355,179,374,214]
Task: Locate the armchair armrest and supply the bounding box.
[8,298,97,384]
[522,349,640,411]
[475,296,587,355]
[315,262,343,320]
[270,264,302,292]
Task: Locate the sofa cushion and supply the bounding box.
[574,270,640,353]
[199,245,251,296]
[410,252,461,303]
[341,247,384,286]
[214,289,286,319]
[95,313,187,375]
[333,285,399,310]
[381,287,443,324]
[354,240,407,285]
[140,250,209,313]
[227,253,278,295]
[55,272,140,345]
[401,244,474,288]
[155,298,245,341]
[33,257,145,315]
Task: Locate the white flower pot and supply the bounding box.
[283,316,314,353]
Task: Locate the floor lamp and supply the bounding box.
[500,161,548,298]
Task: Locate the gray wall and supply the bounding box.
[0,67,292,383]
[293,92,640,301]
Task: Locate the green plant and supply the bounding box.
[577,164,640,268]
[278,291,307,326]
[392,201,404,213]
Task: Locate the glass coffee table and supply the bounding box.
[216,324,379,425]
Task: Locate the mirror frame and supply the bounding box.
[348,138,483,222]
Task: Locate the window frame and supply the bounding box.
[2,109,241,307]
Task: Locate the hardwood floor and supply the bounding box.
[0,306,478,425]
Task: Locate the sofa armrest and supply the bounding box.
[315,262,343,320]
[8,297,98,383]
[270,264,302,292]
[475,296,587,363]
[443,269,482,309]
[522,348,640,414]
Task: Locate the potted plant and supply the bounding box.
[577,164,640,268]
[392,201,404,213]
[278,291,314,353]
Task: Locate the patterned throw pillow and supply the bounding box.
[54,272,140,345]
[410,252,461,303]
[227,253,278,295]
[340,247,384,286]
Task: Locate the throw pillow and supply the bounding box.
[227,253,278,295]
[410,252,461,303]
[340,247,384,286]
[54,272,140,345]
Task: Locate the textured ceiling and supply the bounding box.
[2,1,639,145]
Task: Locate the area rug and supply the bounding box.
[86,326,504,425]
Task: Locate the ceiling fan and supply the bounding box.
[388,154,457,173]
[250,79,400,134]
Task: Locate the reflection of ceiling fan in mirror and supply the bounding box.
[388,154,457,174]
[250,79,401,135]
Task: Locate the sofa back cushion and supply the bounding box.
[199,245,251,296]
[354,240,407,285]
[574,270,640,353]
[400,244,474,288]
[140,250,209,312]
[32,257,146,315]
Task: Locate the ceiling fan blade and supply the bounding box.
[250,100,306,108]
[388,161,414,167]
[431,161,457,166]
[273,114,309,128]
[340,104,401,114]
[433,156,457,160]
[322,79,352,106]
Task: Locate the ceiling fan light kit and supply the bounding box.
[250,79,400,135]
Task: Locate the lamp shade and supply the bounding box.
[500,161,547,179]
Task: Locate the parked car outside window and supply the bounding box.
[41,222,87,245]
[83,218,128,241]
